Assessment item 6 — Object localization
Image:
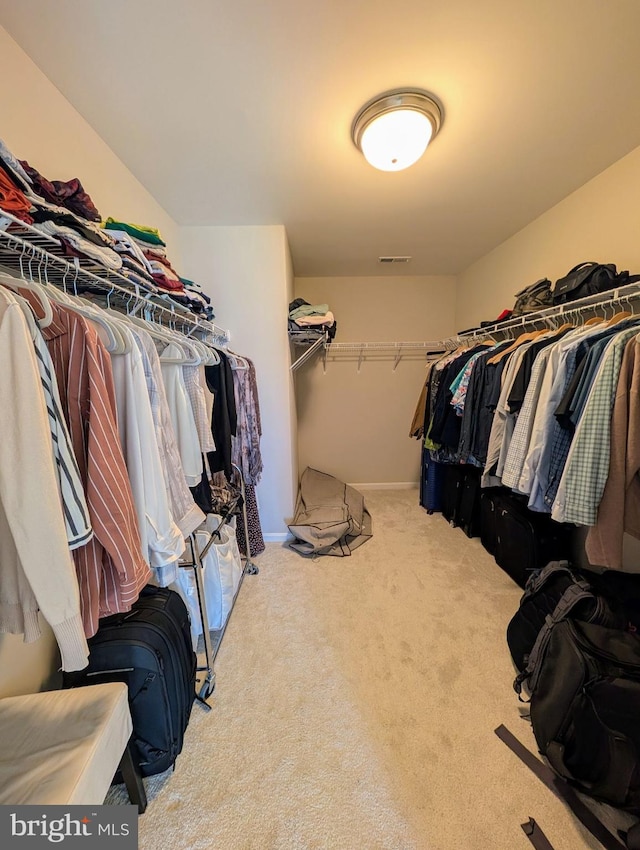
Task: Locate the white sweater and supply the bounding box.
[0,290,89,671]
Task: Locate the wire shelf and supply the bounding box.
[0,209,230,343]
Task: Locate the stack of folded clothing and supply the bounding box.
[288,298,337,343]
[178,278,215,321]
[103,218,185,294]
[0,137,217,320]
[0,138,123,271]
[103,219,216,318]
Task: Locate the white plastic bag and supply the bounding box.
[172,516,243,645]
[198,515,243,630]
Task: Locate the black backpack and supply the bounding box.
[507,560,626,673]
[516,618,640,816]
[551,261,640,305]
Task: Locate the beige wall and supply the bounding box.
[456,143,640,330]
[0,25,185,695]
[294,276,457,485]
[180,225,298,535]
[0,25,182,262]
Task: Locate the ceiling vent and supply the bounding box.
[378,256,412,264]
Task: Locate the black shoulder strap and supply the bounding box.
[495,725,631,850]
[522,560,579,600]
[514,588,594,697]
[521,818,557,850]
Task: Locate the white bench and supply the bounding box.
[0,682,146,812]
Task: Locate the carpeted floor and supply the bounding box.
[115,490,610,849]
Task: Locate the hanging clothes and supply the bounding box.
[160,342,202,487]
[132,328,205,539]
[235,483,265,558]
[0,289,89,670]
[109,324,185,586]
[29,296,151,637]
[183,364,216,454]
[206,350,237,481]
[32,324,92,550]
[231,360,263,487]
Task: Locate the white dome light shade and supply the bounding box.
[360,109,433,172]
[352,89,443,173]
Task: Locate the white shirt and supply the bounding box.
[482,344,530,488]
[110,326,185,585]
[133,330,204,538]
[160,343,203,487]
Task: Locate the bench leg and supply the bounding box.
[118,740,147,814]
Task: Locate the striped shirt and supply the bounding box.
[32,328,92,550]
[36,299,151,637]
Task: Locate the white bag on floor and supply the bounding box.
[172,515,243,645]
[199,514,243,630]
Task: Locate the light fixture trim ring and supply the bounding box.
[351,89,443,151]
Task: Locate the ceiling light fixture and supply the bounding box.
[351,89,443,172]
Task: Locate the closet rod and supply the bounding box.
[0,209,230,342]
[290,334,326,372]
[326,341,456,352]
[458,280,640,340]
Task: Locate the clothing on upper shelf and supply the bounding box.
[0,168,33,224]
[32,218,123,270]
[103,218,166,246]
[20,160,102,222]
[294,311,335,327]
[289,302,329,321]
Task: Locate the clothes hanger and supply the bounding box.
[227,349,249,370]
[129,305,200,365]
[487,329,544,364]
[47,264,127,354]
[0,270,54,329]
[0,246,54,329]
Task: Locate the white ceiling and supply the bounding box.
[3,0,640,277]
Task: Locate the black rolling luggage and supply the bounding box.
[441,464,465,526]
[66,586,197,777]
[457,466,482,538]
[479,489,501,555]
[494,494,571,588]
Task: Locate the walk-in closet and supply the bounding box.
[2,3,640,849]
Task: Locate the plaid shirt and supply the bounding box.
[551,327,639,525]
[542,322,638,509]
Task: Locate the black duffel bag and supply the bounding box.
[515,618,640,814]
[552,261,640,305]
